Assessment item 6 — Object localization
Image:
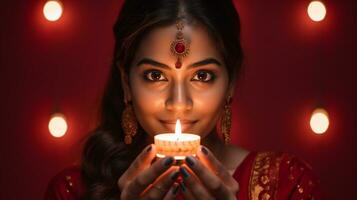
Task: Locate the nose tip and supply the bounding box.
[165,97,193,111]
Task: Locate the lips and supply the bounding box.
[159,119,197,132]
[160,119,197,124]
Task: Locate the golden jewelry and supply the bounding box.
[221,96,232,144]
[170,19,190,68]
[121,103,138,144]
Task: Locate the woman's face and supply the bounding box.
[121,23,232,140]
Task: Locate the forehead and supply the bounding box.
[134,24,222,65]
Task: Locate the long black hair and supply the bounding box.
[81,0,243,199]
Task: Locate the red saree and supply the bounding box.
[45,151,323,199]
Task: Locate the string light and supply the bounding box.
[43,0,63,21]
[48,113,68,138]
[308,1,327,22]
[310,108,329,134]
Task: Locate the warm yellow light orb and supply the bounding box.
[43,0,63,21]
[48,113,68,138]
[308,1,326,22]
[310,108,329,134]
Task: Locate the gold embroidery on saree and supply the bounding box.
[249,152,283,200]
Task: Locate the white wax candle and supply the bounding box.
[154,119,201,160]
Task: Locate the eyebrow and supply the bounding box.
[136,57,222,69]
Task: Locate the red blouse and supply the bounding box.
[44,151,323,199]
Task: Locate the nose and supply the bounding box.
[165,81,193,112]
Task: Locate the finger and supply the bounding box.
[142,168,180,200]
[118,144,156,190]
[162,182,180,200]
[124,156,176,197]
[179,166,214,200]
[178,181,196,200]
[197,145,237,188]
[184,156,233,199]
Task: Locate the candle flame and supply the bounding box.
[175,119,182,139]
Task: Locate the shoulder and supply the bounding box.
[223,145,251,174]
[44,165,86,200]
[248,151,323,199]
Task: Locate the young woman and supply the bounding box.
[45,0,323,199]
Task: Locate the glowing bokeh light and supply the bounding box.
[48,113,68,138]
[43,0,63,21]
[310,108,329,134]
[307,1,326,22]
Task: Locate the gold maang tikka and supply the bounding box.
[170,19,190,68]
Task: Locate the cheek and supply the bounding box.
[192,84,227,134]
[193,80,227,116]
[133,90,162,116]
[195,93,224,116]
[130,74,163,114]
[129,77,165,133]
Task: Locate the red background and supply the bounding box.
[1,0,356,199]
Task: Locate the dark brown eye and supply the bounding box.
[192,70,215,82]
[143,70,167,81]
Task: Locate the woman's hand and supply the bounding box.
[118,144,181,200]
[179,145,239,200]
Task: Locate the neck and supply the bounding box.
[202,132,226,158]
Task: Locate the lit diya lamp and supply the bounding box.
[154,119,201,160]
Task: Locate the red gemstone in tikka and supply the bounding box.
[175,61,182,68]
[174,42,185,54]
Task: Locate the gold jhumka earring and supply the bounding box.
[122,102,138,144]
[221,96,232,144]
[170,19,190,68]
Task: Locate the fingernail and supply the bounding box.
[185,156,195,167]
[172,184,180,195]
[179,167,190,179]
[179,182,186,192]
[201,146,208,155]
[170,171,180,181]
[164,157,174,166]
[146,145,152,152]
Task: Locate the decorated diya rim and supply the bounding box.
[154,133,200,141]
